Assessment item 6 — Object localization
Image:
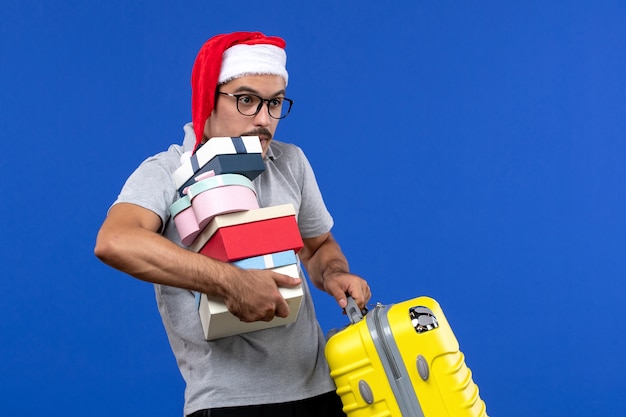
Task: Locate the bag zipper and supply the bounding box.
[372,303,402,380]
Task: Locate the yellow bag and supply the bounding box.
[325,296,488,417]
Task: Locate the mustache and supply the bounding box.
[241,128,272,140]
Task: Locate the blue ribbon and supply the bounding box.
[232,137,246,153]
[190,153,200,173]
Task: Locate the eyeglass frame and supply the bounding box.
[217,91,294,119]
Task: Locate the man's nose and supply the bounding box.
[253,103,272,126]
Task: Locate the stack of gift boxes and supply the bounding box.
[169,136,304,340]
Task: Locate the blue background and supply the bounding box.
[2,1,625,416]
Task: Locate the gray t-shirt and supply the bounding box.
[113,123,337,415]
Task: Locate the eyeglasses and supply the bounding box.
[218,92,294,119]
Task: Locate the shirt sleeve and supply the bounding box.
[111,147,181,233]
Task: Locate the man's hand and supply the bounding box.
[322,271,371,310]
[221,268,302,322]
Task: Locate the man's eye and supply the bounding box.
[238,95,254,105]
[269,98,283,107]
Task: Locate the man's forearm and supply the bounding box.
[95,221,238,296]
[300,233,349,291]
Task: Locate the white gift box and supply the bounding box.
[196,263,303,340]
[173,136,263,193]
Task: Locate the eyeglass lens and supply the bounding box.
[236,94,292,119]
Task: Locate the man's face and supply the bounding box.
[203,74,287,157]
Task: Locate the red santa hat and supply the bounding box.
[190,31,288,152]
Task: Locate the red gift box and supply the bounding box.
[189,204,304,262]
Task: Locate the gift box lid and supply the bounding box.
[189,204,297,252]
[173,136,262,190]
[186,173,256,200]
[233,250,297,270]
[169,195,192,217]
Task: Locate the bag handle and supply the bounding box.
[345,296,368,324]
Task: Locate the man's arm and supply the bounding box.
[299,232,370,309]
[94,202,301,322]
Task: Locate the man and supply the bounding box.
[95,31,370,417]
